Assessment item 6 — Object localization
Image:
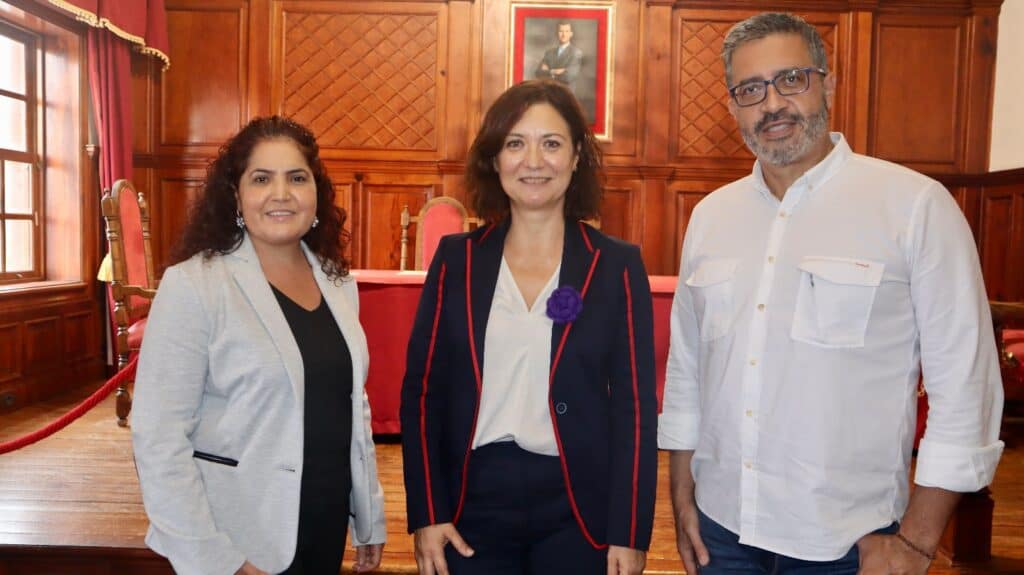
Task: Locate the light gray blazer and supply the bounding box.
[131,235,385,575]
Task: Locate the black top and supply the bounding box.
[271,285,353,503]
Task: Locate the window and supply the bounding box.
[0,21,41,283]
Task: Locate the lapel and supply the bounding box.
[467,220,507,385]
[305,245,368,393]
[226,234,305,403]
[550,221,600,381]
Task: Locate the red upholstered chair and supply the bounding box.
[992,301,1024,402]
[101,180,158,427]
[399,197,482,270]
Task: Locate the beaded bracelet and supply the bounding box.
[896,532,936,561]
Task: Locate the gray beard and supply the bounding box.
[741,103,830,167]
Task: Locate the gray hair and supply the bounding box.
[721,13,829,86]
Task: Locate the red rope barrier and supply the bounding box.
[0,355,139,455]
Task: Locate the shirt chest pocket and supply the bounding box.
[791,257,885,348]
[685,258,739,342]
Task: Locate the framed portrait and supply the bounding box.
[509,2,614,140]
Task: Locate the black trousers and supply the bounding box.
[444,442,607,575]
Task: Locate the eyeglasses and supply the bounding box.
[728,67,827,107]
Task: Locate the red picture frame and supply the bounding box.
[509,3,614,139]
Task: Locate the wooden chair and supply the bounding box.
[101,180,157,427]
[992,301,1024,402]
[399,197,482,270]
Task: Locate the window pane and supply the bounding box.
[0,34,26,95]
[5,219,33,272]
[0,95,27,152]
[4,160,32,214]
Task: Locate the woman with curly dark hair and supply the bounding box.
[132,116,386,575]
[401,80,657,575]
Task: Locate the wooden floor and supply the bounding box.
[1,383,1022,574]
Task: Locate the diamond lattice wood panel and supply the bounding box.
[676,19,836,161]
[282,11,439,151]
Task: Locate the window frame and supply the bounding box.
[0,19,43,284]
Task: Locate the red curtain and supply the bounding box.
[87,29,133,190]
[47,0,170,188]
[47,0,169,364]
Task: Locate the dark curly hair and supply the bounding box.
[170,116,350,280]
[466,79,603,222]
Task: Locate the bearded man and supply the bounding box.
[658,12,1004,575]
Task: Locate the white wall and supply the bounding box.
[990,0,1024,171]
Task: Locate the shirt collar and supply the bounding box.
[751,132,850,204]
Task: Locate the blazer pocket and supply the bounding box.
[685,258,739,342]
[193,450,239,467]
[790,256,884,348]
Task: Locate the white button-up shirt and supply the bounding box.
[658,133,1005,561]
[473,258,560,456]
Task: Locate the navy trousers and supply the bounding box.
[445,442,607,574]
[696,507,899,575]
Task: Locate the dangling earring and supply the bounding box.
[235,211,245,229]
[311,216,319,229]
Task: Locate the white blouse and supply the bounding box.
[472,257,561,456]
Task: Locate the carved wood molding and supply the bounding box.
[671,0,1001,11]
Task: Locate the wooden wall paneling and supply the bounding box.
[478,0,510,126]
[154,171,207,273]
[23,316,60,376]
[671,9,746,167]
[162,0,249,152]
[0,323,21,384]
[844,9,875,154]
[131,54,156,156]
[359,176,442,269]
[961,3,1000,173]
[442,0,478,159]
[642,0,673,167]
[604,0,641,160]
[667,177,723,275]
[979,186,1013,300]
[63,310,97,363]
[1012,184,1024,302]
[272,1,448,162]
[332,180,357,267]
[952,184,984,242]
[600,178,642,244]
[870,13,967,173]
[978,182,1024,301]
[639,174,670,274]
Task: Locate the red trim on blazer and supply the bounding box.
[478,222,496,244]
[624,269,640,547]
[455,239,484,523]
[578,220,594,253]
[548,248,604,549]
[419,263,447,525]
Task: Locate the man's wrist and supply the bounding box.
[895,532,936,561]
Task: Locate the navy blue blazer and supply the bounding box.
[400,219,657,550]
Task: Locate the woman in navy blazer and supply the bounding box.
[401,80,657,575]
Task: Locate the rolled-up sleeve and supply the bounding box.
[909,182,1004,491]
[658,215,702,451]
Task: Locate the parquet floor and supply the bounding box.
[1,383,1022,574]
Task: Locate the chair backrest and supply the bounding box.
[400,197,482,270]
[101,180,156,310]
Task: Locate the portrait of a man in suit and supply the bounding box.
[534,21,584,94]
[515,8,611,135]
